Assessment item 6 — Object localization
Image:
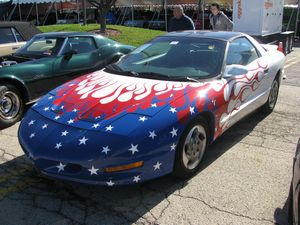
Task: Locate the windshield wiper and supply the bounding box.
[136,72,171,79]
[168,76,202,83]
[105,64,140,77]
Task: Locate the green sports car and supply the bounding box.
[0,32,134,128]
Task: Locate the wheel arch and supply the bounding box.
[0,77,30,102]
[197,111,216,144]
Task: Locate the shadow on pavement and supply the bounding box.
[0,110,274,224]
[274,196,291,225]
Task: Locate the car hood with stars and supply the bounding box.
[31,69,215,133]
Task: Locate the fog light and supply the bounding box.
[104,161,144,173]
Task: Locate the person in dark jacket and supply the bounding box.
[168,5,195,32]
[209,3,233,31]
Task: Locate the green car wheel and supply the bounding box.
[0,84,24,129]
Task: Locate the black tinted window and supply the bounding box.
[0,28,15,44]
[226,37,259,66]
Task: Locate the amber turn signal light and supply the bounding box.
[104,161,144,173]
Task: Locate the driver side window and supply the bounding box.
[63,37,97,54]
[226,37,259,66]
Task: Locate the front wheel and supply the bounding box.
[0,84,25,129]
[288,182,294,225]
[173,117,209,178]
[261,78,280,114]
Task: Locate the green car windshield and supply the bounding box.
[17,36,65,57]
[113,36,226,79]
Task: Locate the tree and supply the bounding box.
[87,0,117,33]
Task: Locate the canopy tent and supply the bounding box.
[12,0,64,3]
[4,0,297,6]
[114,0,296,7]
[114,0,232,7]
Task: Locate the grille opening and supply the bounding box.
[65,164,82,173]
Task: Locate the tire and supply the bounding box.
[173,116,209,178]
[288,182,294,225]
[0,84,25,129]
[261,77,280,114]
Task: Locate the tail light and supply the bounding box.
[277,42,284,53]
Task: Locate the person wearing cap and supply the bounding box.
[168,5,195,32]
[209,3,233,31]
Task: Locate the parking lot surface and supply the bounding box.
[0,46,300,225]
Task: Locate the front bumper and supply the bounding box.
[18,109,177,186]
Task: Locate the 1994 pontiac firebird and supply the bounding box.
[18,31,285,186]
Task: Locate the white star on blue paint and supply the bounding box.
[190,106,195,115]
[129,144,139,155]
[61,130,69,136]
[42,124,48,129]
[170,127,178,137]
[93,123,100,128]
[107,180,115,186]
[44,107,50,111]
[169,107,177,113]
[153,161,162,171]
[54,115,61,120]
[139,116,147,122]
[133,175,141,183]
[102,146,111,155]
[149,130,157,139]
[67,119,74,124]
[55,142,62,150]
[29,133,35,138]
[170,143,176,151]
[105,125,114,131]
[88,166,99,175]
[28,120,35,126]
[56,162,66,172]
[79,136,88,145]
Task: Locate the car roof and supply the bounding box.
[0,21,41,40]
[163,30,245,41]
[34,32,98,38]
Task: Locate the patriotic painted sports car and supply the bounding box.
[18,31,285,186]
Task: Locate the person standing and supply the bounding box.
[168,5,195,32]
[209,3,234,31]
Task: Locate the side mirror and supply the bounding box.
[63,50,77,60]
[224,64,248,78]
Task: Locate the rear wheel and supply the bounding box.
[0,84,25,129]
[173,117,209,178]
[261,78,279,114]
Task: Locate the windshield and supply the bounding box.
[112,36,226,80]
[16,36,65,57]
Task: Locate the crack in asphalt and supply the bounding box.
[172,193,274,224]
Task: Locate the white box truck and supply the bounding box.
[232,0,294,54]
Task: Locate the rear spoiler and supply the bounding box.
[261,42,283,53]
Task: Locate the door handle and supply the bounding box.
[12,47,20,50]
[264,68,269,73]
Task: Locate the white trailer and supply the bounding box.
[232,0,294,54]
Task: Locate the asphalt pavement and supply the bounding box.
[0,45,299,225]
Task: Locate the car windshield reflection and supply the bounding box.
[16,36,65,58]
